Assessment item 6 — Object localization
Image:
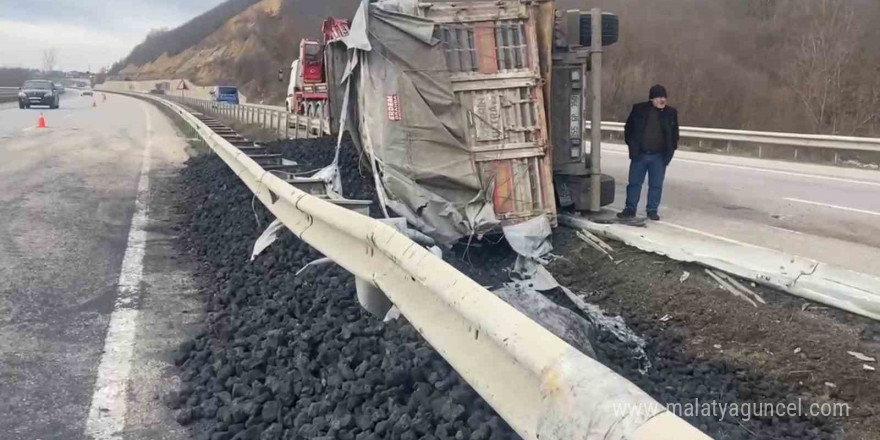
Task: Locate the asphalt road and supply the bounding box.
[601,143,880,278]
[0,93,197,439]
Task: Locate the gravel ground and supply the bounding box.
[166,143,518,440]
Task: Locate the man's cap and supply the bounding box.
[649,84,668,100]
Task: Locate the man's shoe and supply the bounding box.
[647,211,660,221]
[617,209,636,219]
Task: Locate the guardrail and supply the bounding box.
[588,121,880,164]
[118,90,711,440]
[0,87,19,102]
[162,94,330,139]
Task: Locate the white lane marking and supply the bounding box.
[658,220,768,250]
[605,149,880,187]
[64,113,74,119]
[84,102,153,439]
[767,225,805,236]
[22,126,36,132]
[784,197,880,217]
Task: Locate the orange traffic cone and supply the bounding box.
[37,113,47,129]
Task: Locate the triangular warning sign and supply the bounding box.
[176,80,188,91]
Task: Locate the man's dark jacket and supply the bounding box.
[624,102,680,164]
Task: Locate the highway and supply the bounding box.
[0,93,193,439]
[601,143,880,278]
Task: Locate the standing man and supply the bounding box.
[617,84,680,221]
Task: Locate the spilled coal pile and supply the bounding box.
[169,135,838,440]
[168,140,518,440]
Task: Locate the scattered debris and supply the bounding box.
[559,286,652,374]
[575,230,614,261]
[714,344,723,349]
[659,314,672,322]
[794,347,802,354]
[848,351,877,363]
[865,365,876,372]
[705,269,758,308]
[825,382,837,388]
[294,256,335,276]
[717,271,766,304]
[679,271,690,283]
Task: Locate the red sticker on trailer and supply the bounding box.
[386,95,401,121]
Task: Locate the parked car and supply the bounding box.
[54,83,65,94]
[210,86,240,105]
[81,89,94,96]
[18,80,60,109]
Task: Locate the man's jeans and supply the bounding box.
[625,153,667,213]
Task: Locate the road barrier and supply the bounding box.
[0,86,20,103]
[110,89,712,440]
[587,121,880,164]
[162,95,329,139]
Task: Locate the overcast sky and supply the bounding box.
[0,0,226,71]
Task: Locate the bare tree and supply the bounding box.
[783,0,859,134]
[42,48,57,73]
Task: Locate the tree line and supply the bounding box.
[577,0,880,136]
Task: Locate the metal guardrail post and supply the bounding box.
[284,112,289,139]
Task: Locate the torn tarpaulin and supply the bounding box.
[251,219,286,261]
[493,281,597,359]
[338,1,499,244]
[503,216,554,277]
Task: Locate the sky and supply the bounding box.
[0,0,226,72]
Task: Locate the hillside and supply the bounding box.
[111,0,357,104]
[114,0,880,136]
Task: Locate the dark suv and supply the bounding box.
[18,80,60,109]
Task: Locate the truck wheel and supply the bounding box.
[19,102,25,109]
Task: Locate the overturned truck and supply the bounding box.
[320,0,615,244]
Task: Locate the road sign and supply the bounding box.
[176,80,188,91]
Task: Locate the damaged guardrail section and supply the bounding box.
[128,91,711,440]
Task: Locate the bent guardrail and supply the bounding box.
[116,90,712,440]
